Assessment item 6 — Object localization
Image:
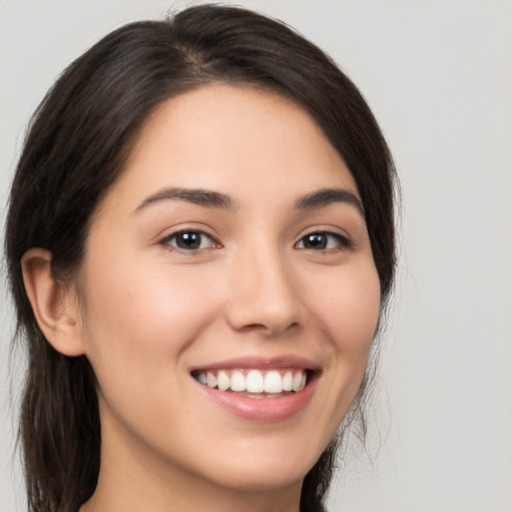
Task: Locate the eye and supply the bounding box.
[161,230,219,251]
[295,231,351,251]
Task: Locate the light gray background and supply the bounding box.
[1,1,511,511]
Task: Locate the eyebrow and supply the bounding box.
[135,187,235,212]
[135,186,364,217]
[295,188,365,217]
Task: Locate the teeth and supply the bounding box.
[217,370,230,391]
[246,370,264,393]
[230,371,246,392]
[194,368,309,395]
[264,370,282,393]
[282,371,293,391]
[206,372,217,388]
[292,372,303,392]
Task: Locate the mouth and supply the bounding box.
[189,355,321,421]
[191,368,312,398]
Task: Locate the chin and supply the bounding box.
[186,434,326,492]
[202,461,310,493]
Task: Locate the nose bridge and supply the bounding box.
[226,237,302,335]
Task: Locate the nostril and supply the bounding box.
[238,320,300,337]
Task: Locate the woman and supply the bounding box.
[5,4,397,512]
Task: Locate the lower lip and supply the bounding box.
[194,377,318,422]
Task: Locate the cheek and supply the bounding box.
[78,252,222,395]
[298,259,381,449]
[309,259,381,354]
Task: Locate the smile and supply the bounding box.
[190,356,320,421]
[192,368,308,396]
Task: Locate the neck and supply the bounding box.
[81,466,302,512]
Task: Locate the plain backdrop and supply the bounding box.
[1,1,511,511]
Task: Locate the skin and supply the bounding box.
[22,84,381,512]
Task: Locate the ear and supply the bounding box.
[21,248,86,356]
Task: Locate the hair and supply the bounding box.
[5,4,397,512]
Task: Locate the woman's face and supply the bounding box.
[76,84,380,495]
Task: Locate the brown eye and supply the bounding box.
[162,231,217,251]
[295,232,351,251]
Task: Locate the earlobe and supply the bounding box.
[21,248,86,356]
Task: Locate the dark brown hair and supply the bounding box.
[5,4,397,512]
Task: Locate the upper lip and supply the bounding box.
[189,354,322,373]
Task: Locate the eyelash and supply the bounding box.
[160,229,352,253]
[160,230,220,252]
[295,231,353,252]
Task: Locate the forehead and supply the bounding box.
[97,84,359,215]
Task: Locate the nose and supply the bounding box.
[225,245,304,337]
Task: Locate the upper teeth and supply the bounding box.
[195,369,307,393]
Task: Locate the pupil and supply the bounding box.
[178,232,200,249]
[306,233,326,249]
